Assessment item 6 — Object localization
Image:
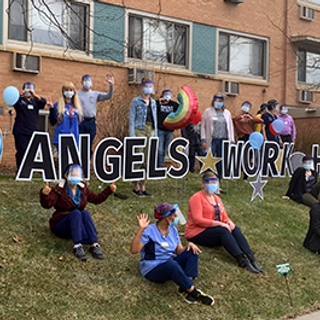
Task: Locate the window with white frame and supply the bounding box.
[298,49,320,85]
[218,32,267,79]
[128,14,189,67]
[299,0,320,6]
[8,0,89,52]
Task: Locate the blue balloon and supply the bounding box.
[249,132,264,150]
[3,86,20,106]
[272,119,284,134]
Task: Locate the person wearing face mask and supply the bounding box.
[254,104,268,133]
[40,164,116,260]
[185,171,263,274]
[200,93,234,185]
[156,89,179,168]
[232,101,264,182]
[282,156,320,207]
[12,82,47,171]
[130,203,214,305]
[276,105,296,144]
[48,82,83,149]
[261,99,283,146]
[129,78,158,197]
[78,74,114,157]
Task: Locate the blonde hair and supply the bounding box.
[57,81,83,124]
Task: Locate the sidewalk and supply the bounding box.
[293,311,320,319]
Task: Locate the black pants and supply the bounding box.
[14,132,32,171]
[280,135,292,144]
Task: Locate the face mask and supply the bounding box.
[214,102,224,109]
[303,164,313,171]
[24,91,31,97]
[206,184,218,194]
[163,95,172,101]
[241,106,250,113]
[274,107,278,112]
[68,176,81,186]
[64,91,74,99]
[281,109,287,115]
[143,87,153,95]
[169,217,179,227]
[83,81,91,89]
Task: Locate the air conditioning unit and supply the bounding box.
[299,6,314,21]
[13,52,41,73]
[298,90,313,104]
[128,68,155,85]
[224,0,245,3]
[222,80,240,96]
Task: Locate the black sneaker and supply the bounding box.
[195,289,215,306]
[89,244,103,259]
[142,190,153,197]
[132,189,144,197]
[73,245,87,261]
[178,287,198,304]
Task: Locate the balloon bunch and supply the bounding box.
[270,119,284,136]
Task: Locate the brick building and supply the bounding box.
[0,0,320,169]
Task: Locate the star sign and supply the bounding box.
[249,174,268,201]
[196,148,222,174]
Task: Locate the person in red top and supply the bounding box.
[40,164,116,261]
[185,171,263,273]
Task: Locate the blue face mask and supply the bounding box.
[143,87,153,95]
[64,91,74,99]
[83,81,91,89]
[68,176,81,186]
[163,95,172,101]
[24,91,31,97]
[169,217,179,227]
[206,184,218,194]
[214,102,224,109]
[303,164,313,171]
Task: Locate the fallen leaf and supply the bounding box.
[58,256,64,261]
[13,236,24,243]
[290,242,295,247]
[2,260,6,264]
[2,191,8,195]
[275,224,279,228]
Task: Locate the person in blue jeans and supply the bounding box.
[78,73,114,157]
[130,203,214,305]
[156,89,179,167]
[181,123,205,173]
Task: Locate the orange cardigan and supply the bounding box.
[184,190,233,239]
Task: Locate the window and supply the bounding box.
[8,0,89,52]
[299,0,320,6]
[218,32,267,79]
[128,14,189,67]
[298,49,320,85]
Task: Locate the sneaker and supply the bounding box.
[89,244,103,259]
[195,289,215,306]
[73,245,87,261]
[178,287,198,304]
[142,190,153,197]
[132,189,144,197]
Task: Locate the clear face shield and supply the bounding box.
[66,165,84,186]
[23,83,35,97]
[303,160,314,171]
[202,177,220,194]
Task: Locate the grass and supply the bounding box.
[0,174,320,320]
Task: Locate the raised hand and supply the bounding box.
[42,182,51,195]
[110,182,117,193]
[137,213,150,230]
[46,96,53,109]
[106,73,115,86]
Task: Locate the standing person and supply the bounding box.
[12,82,47,171]
[181,122,205,173]
[78,74,115,157]
[232,101,264,182]
[129,78,158,197]
[201,93,234,187]
[185,171,263,274]
[261,99,282,146]
[156,89,179,167]
[276,105,296,144]
[254,104,267,133]
[130,203,214,305]
[40,164,116,260]
[48,82,83,149]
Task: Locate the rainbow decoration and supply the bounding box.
[163,86,199,130]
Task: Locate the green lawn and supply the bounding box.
[0,174,319,320]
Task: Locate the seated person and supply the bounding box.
[130,203,214,305]
[304,196,320,253]
[40,164,116,261]
[184,171,263,274]
[282,156,320,208]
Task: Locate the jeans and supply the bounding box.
[189,146,205,172]
[188,226,253,258]
[52,209,98,245]
[211,138,224,180]
[157,130,173,167]
[79,119,96,158]
[144,249,198,290]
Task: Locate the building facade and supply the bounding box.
[0,0,320,168]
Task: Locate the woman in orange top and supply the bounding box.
[185,171,263,273]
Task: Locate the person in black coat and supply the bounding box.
[304,201,320,253]
[282,156,320,208]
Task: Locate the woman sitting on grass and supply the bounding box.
[282,156,320,208]
[185,171,263,274]
[304,195,320,253]
[130,203,214,305]
[40,164,116,261]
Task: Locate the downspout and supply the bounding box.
[283,0,289,104]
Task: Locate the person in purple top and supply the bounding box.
[276,105,296,144]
